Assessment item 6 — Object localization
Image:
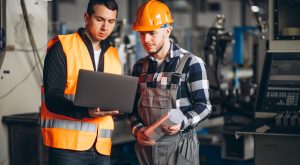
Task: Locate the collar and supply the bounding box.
[149,41,181,62]
[77,28,111,51]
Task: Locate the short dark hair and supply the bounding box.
[87,0,118,16]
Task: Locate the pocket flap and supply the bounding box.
[141,96,169,108]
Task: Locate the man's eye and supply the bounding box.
[150,32,156,35]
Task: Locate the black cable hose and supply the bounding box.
[20,0,43,79]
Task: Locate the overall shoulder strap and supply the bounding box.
[141,57,149,74]
[175,53,192,74]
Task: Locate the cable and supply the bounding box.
[0,53,45,99]
[0,0,47,99]
[0,45,47,100]
[14,43,47,52]
[0,49,5,70]
[20,0,44,78]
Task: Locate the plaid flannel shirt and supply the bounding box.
[129,42,212,136]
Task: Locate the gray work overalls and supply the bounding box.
[135,54,200,165]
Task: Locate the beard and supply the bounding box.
[146,39,164,55]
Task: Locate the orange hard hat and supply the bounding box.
[133,0,174,31]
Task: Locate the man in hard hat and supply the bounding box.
[41,0,121,164]
[128,0,212,164]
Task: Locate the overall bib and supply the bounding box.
[135,54,200,165]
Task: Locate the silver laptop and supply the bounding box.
[74,69,138,113]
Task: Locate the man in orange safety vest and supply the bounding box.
[41,0,121,164]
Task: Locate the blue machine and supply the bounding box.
[232,26,258,65]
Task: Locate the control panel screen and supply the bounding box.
[256,53,300,113]
[269,61,300,83]
[274,0,300,40]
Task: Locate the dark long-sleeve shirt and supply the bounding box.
[128,42,212,136]
[43,28,113,119]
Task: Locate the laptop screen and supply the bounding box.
[74,69,138,113]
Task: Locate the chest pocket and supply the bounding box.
[141,95,170,109]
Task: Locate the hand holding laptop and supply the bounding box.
[88,107,119,117]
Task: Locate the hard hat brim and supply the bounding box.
[132,25,163,32]
[132,20,174,32]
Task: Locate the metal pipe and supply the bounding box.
[0,0,6,27]
[0,0,7,70]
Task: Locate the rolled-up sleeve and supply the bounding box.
[181,56,212,128]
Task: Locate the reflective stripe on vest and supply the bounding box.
[41,118,112,138]
[41,32,121,156]
[64,94,75,102]
[41,93,74,102]
[98,129,113,138]
[41,118,97,132]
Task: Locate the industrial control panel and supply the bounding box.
[260,58,300,112]
[255,52,300,128]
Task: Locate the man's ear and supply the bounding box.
[165,26,173,36]
[84,12,89,24]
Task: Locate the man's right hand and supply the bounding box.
[137,127,155,146]
[88,107,119,117]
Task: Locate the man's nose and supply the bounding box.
[143,33,151,43]
[102,21,108,30]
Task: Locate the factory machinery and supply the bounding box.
[1,0,300,165]
[202,0,300,164]
[235,0,300,165]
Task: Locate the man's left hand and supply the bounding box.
[161,123,181,135]
[88,107,119,117]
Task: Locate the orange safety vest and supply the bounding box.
[40,32,121,156]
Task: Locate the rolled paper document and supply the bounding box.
[144,109,185,141]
